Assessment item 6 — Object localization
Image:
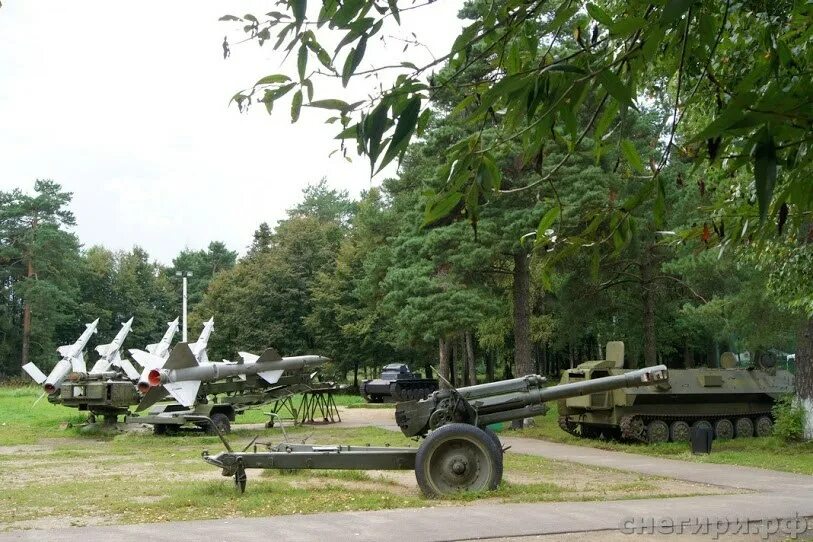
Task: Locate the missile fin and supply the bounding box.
[164,380,201,407]
[137,386,169,411]
[71,354,86,374]
[238,352,259,364]
[257,369,284,385]
[22,362,47,385]
[116,357,140,380]
[163,343,199,370]
[256,348,283,363]
[129,349,163,370]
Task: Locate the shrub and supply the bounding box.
[772,394,805,442]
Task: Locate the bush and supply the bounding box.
[772,394,806,442]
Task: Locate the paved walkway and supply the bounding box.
[3,434,811,542]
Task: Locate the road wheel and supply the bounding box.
[206,413,231,435]
[714,419,735,440]
[415,423,502,498]
[669,421,690,442]
[482,426,504,470]
[647,420,670,444]
[735,417,754,438]
[755,416,773,437]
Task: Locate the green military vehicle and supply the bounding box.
[50,371,140,424]
[557,342,795,443]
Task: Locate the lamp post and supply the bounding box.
[175,271,193,342]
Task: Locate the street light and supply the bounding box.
[175,271,193,342]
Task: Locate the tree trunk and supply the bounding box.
[683,339,694,368]
[21,259,34,368]
[486,351,495,383]
[641,245,657,366]
[797,317,813,440]
[513,251,532,376]
[438,336,451,389]
[465,331,476,386]
[353,360,359,389]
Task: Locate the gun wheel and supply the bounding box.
[415,423,502,498]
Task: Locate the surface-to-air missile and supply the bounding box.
[48,318,141,422]
[129,318,181,391]
[557,341,795,443]
[88,317,140,379]
[136,343,328,409]
[22,319,99,394]
[203,364,668,497]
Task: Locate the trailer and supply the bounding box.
[202,365,669,497]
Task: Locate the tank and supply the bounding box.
[360,363,438,402]
[557,342,795,443]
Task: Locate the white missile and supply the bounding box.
[22,319,99,394]
[132,318,211,394]
[145,317,179,359]
[136,344,328,409]
[89,318,139,379]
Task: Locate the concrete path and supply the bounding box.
[3,435,811,542]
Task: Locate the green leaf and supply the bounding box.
[291,0,307,26]
[610,16,646,35]
[377,97,421,173]
[342,35,367,87]
[660,0,694,25]
[365,102,389,166]
[297,45,308,81]
[255,74,291,86]
[754,136,777,224]
[586,3,613,26]
[653,177,666,228]
[387,0,400,24]
[423,192,462,227]
[597,70,633,107]
[620,139,644,172]
[307,99,353,111]
[590,246,600,282]
[536,206,560,238]
[690,106,747,142]
[290,90,303,122]
[219,15,243,21]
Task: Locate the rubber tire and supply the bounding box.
[207,413,231,435]
[153,424,168,436]
[647,420,670,444]
[415,423,503,498]
[714,418,735,440]
[482,427,504,471]
[669,421,690,442]
[735,417,754,438]
[755,415,773,437]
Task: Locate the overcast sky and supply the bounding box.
[0,1,463,263]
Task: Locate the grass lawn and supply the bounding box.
[0,385,723,531]
[505,403,813,475]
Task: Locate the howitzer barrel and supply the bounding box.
[396,365,668,437]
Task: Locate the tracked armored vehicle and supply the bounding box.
[361,363,438,402]
[557,342,795,443]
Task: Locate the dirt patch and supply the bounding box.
[2,514,122,532]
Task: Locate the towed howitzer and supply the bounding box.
[395,366,669,438]
[203,365,668,498]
